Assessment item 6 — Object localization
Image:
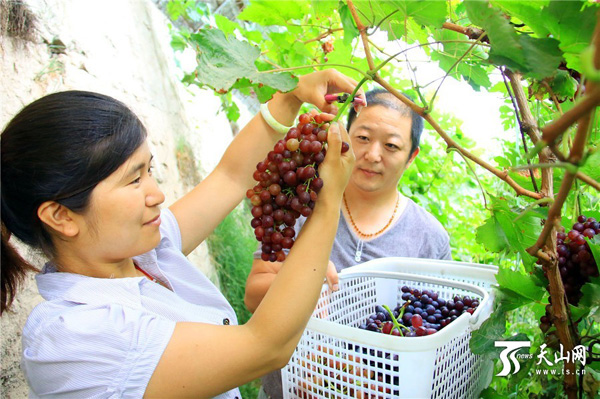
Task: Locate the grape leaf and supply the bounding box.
[470,298,530,357]
[578,278,600,323]
[549,70,578,100]
[338,3,359,46]
[465,0,525,67]
[580,147,600,183]
[543,0,596,71]
[214,14,239,36]
[517,35,563,80]
[430,50,492,90]
[496,267,544,302]
[479,387,507,399]
[469,306,507,355]
[311,0,338,16]
[483,196,542,270]
[389,0,448,29]
[587,236,600,266]
[465,0,562,80]
[237,0,308,25]
[476,215,509,252]
[491,0,550,38]
[352,0,446,42]
[189,28,298,93]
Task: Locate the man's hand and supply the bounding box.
[325,261,339,292]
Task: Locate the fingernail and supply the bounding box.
[332,284,339,291]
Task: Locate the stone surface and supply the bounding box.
[1,1,243,396]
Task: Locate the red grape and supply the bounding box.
[249,111,350,262]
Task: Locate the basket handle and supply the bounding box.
[469,287,495,328]
[338,270,492,327]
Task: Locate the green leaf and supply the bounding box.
[170,35,188,52]
[479,386,508,399]
[391,0,448,29]
[190,28,298,93]
[224,100,240,122]
[213,14,239,36]
[466,0,562,80]
[491,0,550,38]
[544,0,596,71]
[495,286,537,311]
[338,3,359,46]
[549,70,579,100]
[465,0,525,67]
[237,0,308,26]
[476,215,509,252]
[470,307,507,355]
[241,30,263,44]
[482,196,543,270]
[430,51,492,90]
[496,267,545,302]
[580,147,600,183]
[569,304,589,321]
[518,35,563,80]
[311,0,338,16]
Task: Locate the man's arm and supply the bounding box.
[245,258,282,313]
[245,258,339,313]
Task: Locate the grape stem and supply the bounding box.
[330,76,370,126]
[382,304,408,336]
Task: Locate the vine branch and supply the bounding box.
[442,21,489,43]
[303,28,344,44]
[501,68,539,193]
[346,0,542,200]
[539,89,600,147]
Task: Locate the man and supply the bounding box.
[246,88,451,399]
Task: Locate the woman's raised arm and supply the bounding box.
[169,69,363,255]
[146,121,355,398]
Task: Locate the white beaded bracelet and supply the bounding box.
[260,102,293,135]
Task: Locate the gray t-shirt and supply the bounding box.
[254,198,451,399]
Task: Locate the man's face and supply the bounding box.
[348,105,419,194]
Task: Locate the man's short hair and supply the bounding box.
[347,88,424,156]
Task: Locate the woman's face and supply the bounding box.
[348,105,417,194]
[80,141,165,262]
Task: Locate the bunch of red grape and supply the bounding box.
[540,215,598,333]
[247,112,348,262]
[358,287,480,337]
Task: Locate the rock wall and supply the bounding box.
[1,0,242,396]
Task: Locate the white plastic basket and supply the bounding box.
[282,258,498,399]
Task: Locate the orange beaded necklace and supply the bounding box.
[343,192,400,239]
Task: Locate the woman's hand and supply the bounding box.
[290,70,366,115]
[315,121,355,207]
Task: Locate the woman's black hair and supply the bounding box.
[1,91,147,314]
[347,88,424,156]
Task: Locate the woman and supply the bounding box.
[1,70,360,398]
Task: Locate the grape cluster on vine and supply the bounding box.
[247,112,348,262]
[358,286,480,337]
[540,215,599,335]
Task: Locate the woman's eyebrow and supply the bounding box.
[123,155,154,179]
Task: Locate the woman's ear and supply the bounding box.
[37,201,80,237]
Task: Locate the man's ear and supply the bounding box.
[37,201,80,237]
[407,147,420,167]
